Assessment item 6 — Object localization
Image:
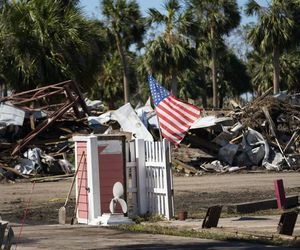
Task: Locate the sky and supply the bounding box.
[79,0,268,58]
[79,0,263,24]
[79,0,164,20]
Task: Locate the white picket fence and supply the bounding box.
[125,139,174,220]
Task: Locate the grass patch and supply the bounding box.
[114,223,299,248]
[116,224,229,240]
[133,214,165,224]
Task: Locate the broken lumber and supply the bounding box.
[0,163,29,179]
[172,158,197,174]
[262,106,291,168]
[30,174,74,183]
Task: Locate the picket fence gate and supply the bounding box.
[125,139,174,220]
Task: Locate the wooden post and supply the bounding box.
[163,139,174,219]
[135,139,148,215]
[274,179,287,209]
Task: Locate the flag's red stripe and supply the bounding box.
[161,131,180,145]
[171,96,200,116]
[157,103,190,129]
[168,97,200,118]
[163,98,199,123]
[156,108,188,134]
[159,122,183,141]
[169,98,200,119]
[159,119,185,139]
[159,119,186,144]
[161,132,179,144]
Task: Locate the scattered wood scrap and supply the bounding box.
[172,158,198,174]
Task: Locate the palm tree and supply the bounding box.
[247,49,300,95]
[219,49,251,106]
[145,0,194,96]
[101,0,145,104]
[245,0,295,94]
[0,0,106,92]
[247,51,273,96]
[188,0,240,107]
[280,50,300,92]
[97,52,123,109]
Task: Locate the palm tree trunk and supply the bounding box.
[200,72,207,108]
[210,25,217,108]
[4,82,7,96]
[171,71,178,96]
[115,33,130,104]
[219,91,224,108]
[272,46,280,94]
[201,92,207,108]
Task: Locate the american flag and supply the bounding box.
[148,75,201,144]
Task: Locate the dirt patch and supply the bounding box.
[2,202,71,225]
[0,173,300,224]
[175,188,300,215]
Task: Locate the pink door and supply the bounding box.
[76,142,89,222]
[97,136,126,214]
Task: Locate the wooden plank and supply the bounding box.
[202,205,223,228]
[277,211,298,236]
[172,158,197,174]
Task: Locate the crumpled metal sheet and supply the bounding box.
[242,128,281,171]
[0,102,25,126]
[190,115,233,129]
[218,143,239,165]
[113,103,153,141]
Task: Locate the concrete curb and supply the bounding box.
[226,195,299,213]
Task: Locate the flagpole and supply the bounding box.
[157,117,163,142]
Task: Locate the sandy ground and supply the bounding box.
[174,172,300,214]
[1,172,300,249]
[0,172,299,224]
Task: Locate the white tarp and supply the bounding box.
[0,103,25,126]
[113,103,153,141]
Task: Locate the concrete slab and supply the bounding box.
[153,215,300,236]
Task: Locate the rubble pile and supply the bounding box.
[0,80,97,181]
[240,96,300,136]
[0,80,299,180]
[174,94,300,174]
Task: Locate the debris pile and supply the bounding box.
[84,89,300,174]
[0,80,94,181]
[174,92,300,174]
[1,80,299,180]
